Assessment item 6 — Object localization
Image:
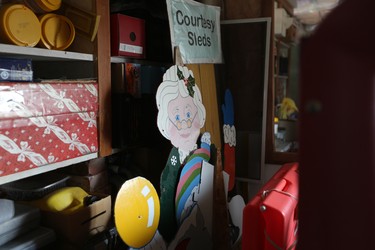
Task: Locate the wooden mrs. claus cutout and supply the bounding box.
[156,65,212,248]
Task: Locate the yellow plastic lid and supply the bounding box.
[38,0,61,12]
[0,4,41,47]
[24,0,61,13]
[39,13,75,50]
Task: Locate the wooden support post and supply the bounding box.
[212,147,231,250]
[190,64,222,149]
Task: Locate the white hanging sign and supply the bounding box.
[166,0,222,64]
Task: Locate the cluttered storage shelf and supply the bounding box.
[0,42,100,185]
[0,0,112,186]
[0,1,113,249]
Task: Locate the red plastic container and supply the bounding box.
[110,14,145,58]
[242,162,299,250]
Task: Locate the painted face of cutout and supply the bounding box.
[167,93,201,152]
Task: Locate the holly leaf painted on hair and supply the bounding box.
[177,67,184,80]
[186,75,195,97]
[176,66,195,97]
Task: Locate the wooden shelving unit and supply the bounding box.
[0,153,98,185]
[0,0,112,185]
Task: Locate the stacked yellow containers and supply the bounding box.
[23,0,61,13]
[38,13,75,50]
[0,0,75,50]
[0,4,41,47]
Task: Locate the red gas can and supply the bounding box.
[242,162,299,250]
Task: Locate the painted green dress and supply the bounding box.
[158,147,181,242]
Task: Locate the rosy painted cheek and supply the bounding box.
[192,119,201,130]
[168,124,178,139]
[169,124,183,149]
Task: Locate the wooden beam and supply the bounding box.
[190,64,222,149]
[95,0,112,157]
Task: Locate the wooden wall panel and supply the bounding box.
[222,0,263,19]
[190,64,222,150]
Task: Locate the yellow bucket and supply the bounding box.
[23,0,61,13]
[0,4,41,47]
[39,13,76,50]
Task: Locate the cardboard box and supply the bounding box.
[65,157,106,176]
[67,170,109,193]
[0,81,99,178]
[0,81,98,119]
[40,195,111,246]
[0,112,99,177]
[110,14,145,58]
[0,58,33,82]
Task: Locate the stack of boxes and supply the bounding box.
[0,201,56,249]
[65,157,110,195]
[0,1,113,249]
[0,165,112,248]
[0,80,99,178]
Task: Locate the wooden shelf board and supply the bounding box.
[274,75,289,79]
[0,152,98,185]
[0,44,94,61]
[111,56,172,67]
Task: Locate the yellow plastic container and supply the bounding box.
[39,13,76,50]
[29,186,89,214]
[23,0,61,13]
[0,4,41,47]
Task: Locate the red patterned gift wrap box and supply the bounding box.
[0,81,98,119]
[0,81,99,178]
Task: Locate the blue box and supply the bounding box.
[0,57,33,82]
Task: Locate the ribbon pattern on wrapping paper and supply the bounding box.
[0,82,98,176]
[0,134,48,167]
[39,83,97,127]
